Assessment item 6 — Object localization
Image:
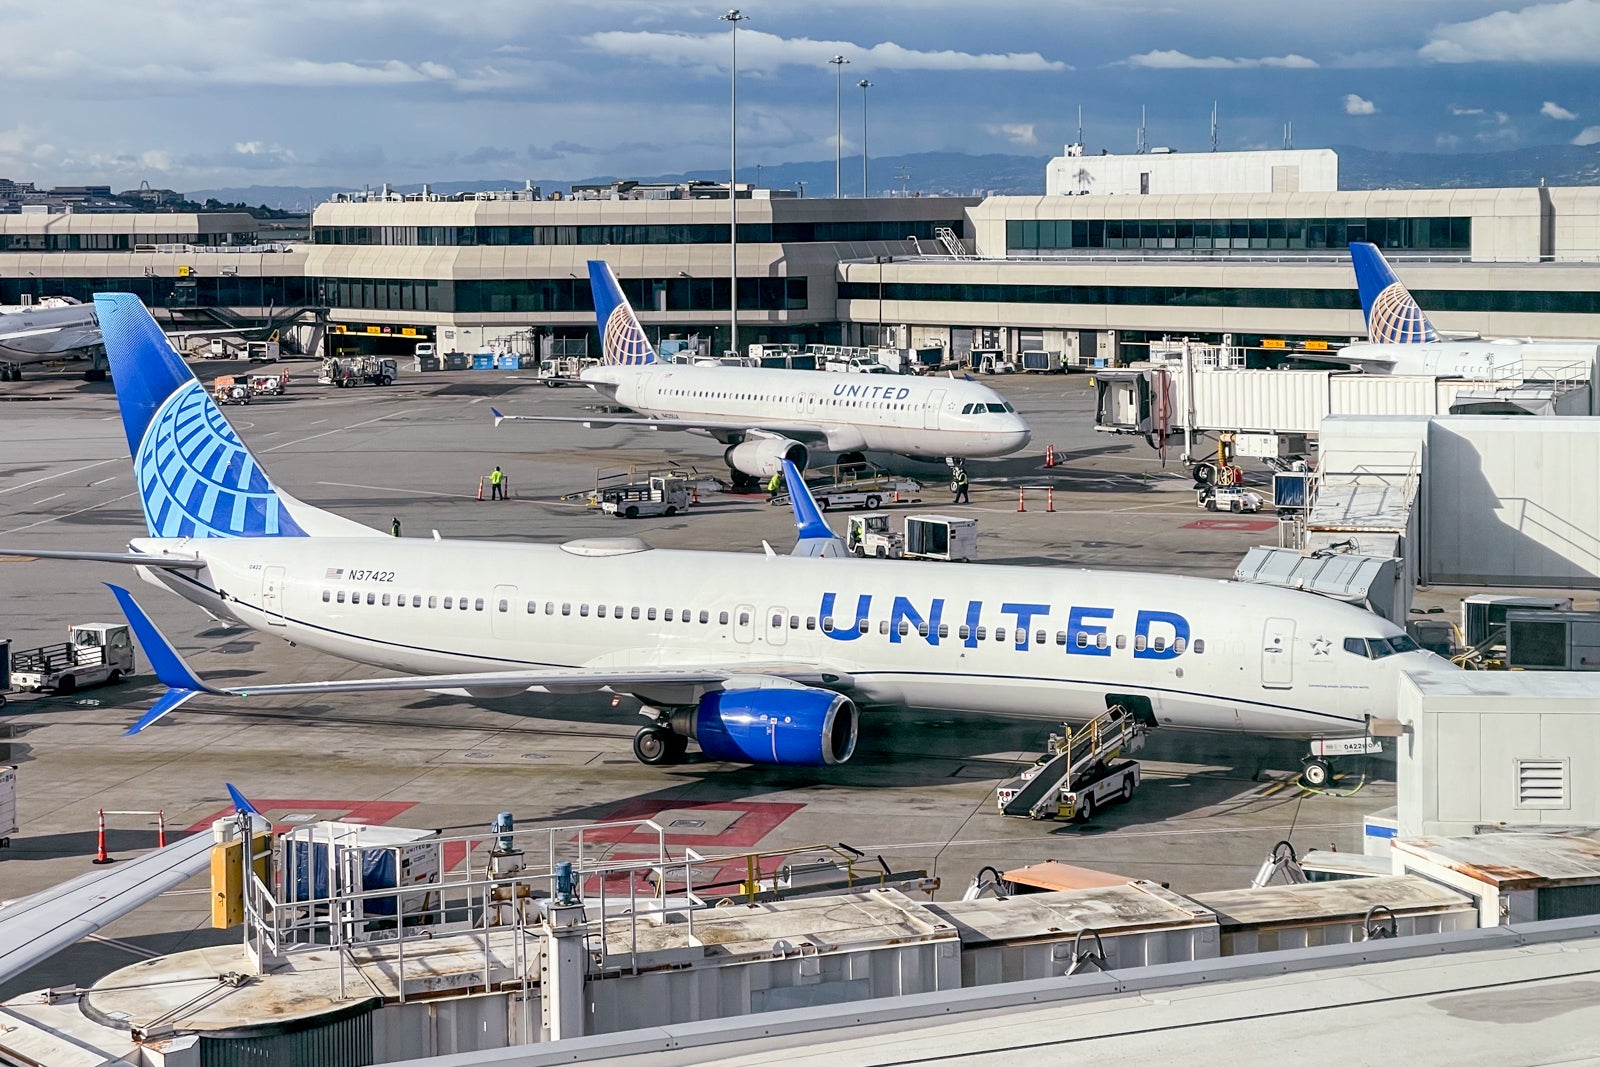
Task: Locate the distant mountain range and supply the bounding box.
[188,144,1600,211]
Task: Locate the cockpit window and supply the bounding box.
[1345,635,1422,659]
[986,403,1007,413]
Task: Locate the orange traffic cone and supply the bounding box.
[1046,487,1056,513]
[476,476,484,501]
[92,809,113,865]
[1045,445,1056,468]
[1017,487,1026,512]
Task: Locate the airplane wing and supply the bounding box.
[490,408,834,446]
[105,583,854,734]
[0,793,264,985]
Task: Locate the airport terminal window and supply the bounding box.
[1005,215,1470,254]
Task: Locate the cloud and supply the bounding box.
[1123,49,1317,69]
[985,123,1037,146]
[585,29,1068,73]
[1344,93,1377,116]
[1573,125,1600,145]
[1448,105,1484,116]
[1421,0,1600,63]
[1542,101,1578,120]
[1435,133,1461,149]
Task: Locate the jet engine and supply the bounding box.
[669,686,858,766]
[724,436,808,479]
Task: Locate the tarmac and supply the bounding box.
[0,358,1397,1001]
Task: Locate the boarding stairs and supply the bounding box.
[999,705,1147,819]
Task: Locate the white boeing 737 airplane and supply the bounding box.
[3,293,1453,771]
[0,298,103,381]
[491,261,1031,482]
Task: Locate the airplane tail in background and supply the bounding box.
[1349,242,1441,344]
[93,293,379,540]
[588,260,659,366]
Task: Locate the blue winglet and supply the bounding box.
[782,458,834,542]
[105,584,211,692]
[491,407,505,428]
[124,687,202,736]
[225,783,262,817]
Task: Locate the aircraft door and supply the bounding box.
[766,606,789,647]
[261,566,286,626]
[923,388,946,430]
[1261,617,1295,689]
[733,604,755,644]
[491,584,519,639]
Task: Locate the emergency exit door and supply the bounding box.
[261,567,286,626]
[1261,618,1295,689]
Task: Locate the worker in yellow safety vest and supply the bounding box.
[490,466,506,500]
[767,471,782,497]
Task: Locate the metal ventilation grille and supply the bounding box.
[1516,758,1570,809]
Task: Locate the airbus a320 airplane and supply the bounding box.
[4,293,1452,775]
[491,260,1031,482]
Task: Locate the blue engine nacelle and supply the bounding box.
[681,687,858,766]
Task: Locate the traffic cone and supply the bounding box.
[92,809,113,865]
[476,476,484,501]
[1017,487,1026,512]
[892,489,900,503]
[1047,487,1056,513]
[1045,445,1056,468]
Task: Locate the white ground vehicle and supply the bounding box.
[846,514,902,558]
[246,340,280,362]
[780,464,920,513]
[846,514,977,561]
[996,706,1148,822]
[1196,485,1265,513]
[601,475,692,519]
[320,356,397,387]
[9,623,136,695]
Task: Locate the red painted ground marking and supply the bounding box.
[1181,518,1279,532]
[184,799,419,835]
[583,800,804,849]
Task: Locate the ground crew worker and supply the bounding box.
[767,471,782,497]
[952,465,970,505]
[490,465,506,500]
[391,516,402,537]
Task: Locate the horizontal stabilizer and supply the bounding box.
[0,548,206,569]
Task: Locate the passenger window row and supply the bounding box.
[317,590,1203,654]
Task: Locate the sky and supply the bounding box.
[1,0,1598,194]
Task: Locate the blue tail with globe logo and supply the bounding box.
[588,260,659,367]
[94,293,375,539]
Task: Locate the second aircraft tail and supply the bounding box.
[1349,242,1441,344]
[588,260,659,366]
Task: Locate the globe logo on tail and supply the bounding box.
[602,304,654,366]
[1369,282,1438,344]
[134,381,304,537]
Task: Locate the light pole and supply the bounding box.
[721,9,748,358]
[858,79,872,197]
[828,55,849,197]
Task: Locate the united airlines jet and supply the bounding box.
[1326,243,1598,378]
[3,293,1452,771]
[0,298,103,381]
[490,261,1031,483]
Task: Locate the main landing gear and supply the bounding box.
[633,723,690,766]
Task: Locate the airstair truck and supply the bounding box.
[9,623,136,696]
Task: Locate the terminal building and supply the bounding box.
[1,149,1599,362]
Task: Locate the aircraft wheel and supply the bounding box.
[1301,759,1331,789]
[633,726,670,765]
[865,495,881,510]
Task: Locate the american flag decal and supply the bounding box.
[325,567,344,579]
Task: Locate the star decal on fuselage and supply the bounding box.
[1311,636,1332,657]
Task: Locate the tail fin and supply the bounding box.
[783,458,845,557]
[1349,242,1440,344]
[588,260,658,366]
[94,293,377,539]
